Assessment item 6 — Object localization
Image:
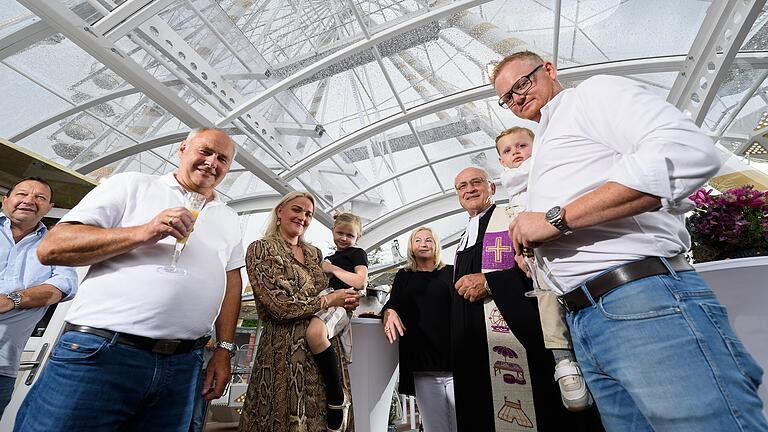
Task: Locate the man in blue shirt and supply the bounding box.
[0,177,77,416]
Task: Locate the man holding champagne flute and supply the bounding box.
[15,128,244,432]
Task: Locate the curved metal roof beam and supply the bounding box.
[281,52,768,180]
[227,192,283,215]
[64,52,768,185]
[329,144,495,211]
[284,85,491,180]
[0,20,55,61]
[8,80,180,142]
[9,70,269,152]
[215,0,490,127]
[357,190,508,251]
[74,129,190,174]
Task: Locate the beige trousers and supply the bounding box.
[536,290,572,350]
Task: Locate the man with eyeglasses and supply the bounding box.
[449,167,604,432]
[492,50,768,431]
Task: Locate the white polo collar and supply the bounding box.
[159,172,222,204]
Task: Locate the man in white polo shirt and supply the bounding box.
[492,51,768,431]
[14,128,244,432]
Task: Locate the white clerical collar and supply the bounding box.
[456,205,493,252]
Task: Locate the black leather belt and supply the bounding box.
[560,254,694,313]
[63,323,210,355]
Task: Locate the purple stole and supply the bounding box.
[481,206,537,431]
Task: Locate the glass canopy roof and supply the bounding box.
[2,0,767,267]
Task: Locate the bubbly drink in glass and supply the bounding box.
[158,191,206,275]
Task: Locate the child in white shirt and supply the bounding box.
[496,126,593,411]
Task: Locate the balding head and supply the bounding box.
[455,167,495,217]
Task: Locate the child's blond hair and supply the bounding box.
[333,212,363,238]
[495,127,535,154]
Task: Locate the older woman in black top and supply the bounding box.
[382,226,456,432]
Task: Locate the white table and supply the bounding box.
[695,256,768,413]
[349,317,399,432]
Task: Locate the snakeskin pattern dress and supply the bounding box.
[238,238,354,432]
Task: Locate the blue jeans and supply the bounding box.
[14,331,203,432]
[188,368,209,432]
[0,374,15,418]
[567,262,768,432]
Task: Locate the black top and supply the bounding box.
[382,265,453,396]
[326,247,368,290]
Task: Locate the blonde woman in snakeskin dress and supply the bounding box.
[238,191,359,432]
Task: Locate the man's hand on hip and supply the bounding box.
[455,273,488,303]
[508,211,560,255]
[202,349,232,400]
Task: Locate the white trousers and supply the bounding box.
[413,372,457,432]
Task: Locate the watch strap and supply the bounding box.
[6,292,21,309]
[546,206,573,236]
[216,341,235,352]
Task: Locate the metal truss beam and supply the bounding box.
[668,0,766,125]
[18,0,210,127]
[93,0,177,43]
[18,0,335,227]
[216,0,490,126]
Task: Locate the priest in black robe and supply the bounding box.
[451,167,603,432]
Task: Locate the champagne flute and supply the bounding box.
[157,191,207,275]
[522,248,549,297]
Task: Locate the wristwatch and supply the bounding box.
[545,206,573,236]
[6,292,21,310]
[483,280,492,297]
[216,341,236,357]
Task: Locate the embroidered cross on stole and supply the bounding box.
[481,206,537,431]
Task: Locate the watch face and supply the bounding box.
[546,206,562,221]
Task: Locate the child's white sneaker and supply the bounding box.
[554,359,593,412]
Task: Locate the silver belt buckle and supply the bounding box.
[152,339,181,355]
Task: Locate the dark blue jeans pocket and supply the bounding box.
[700,303,764,391]
[51,331,109,362]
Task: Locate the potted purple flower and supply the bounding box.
[687,185,768,263]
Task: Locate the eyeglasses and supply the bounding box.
[455,177,490,192]
[497,64,544,109]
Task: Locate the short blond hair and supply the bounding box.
[403,226,446,272]
[494,127,535,154]
[264,191,316,245]
[490,51,545,84]
[333,212,363,238]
